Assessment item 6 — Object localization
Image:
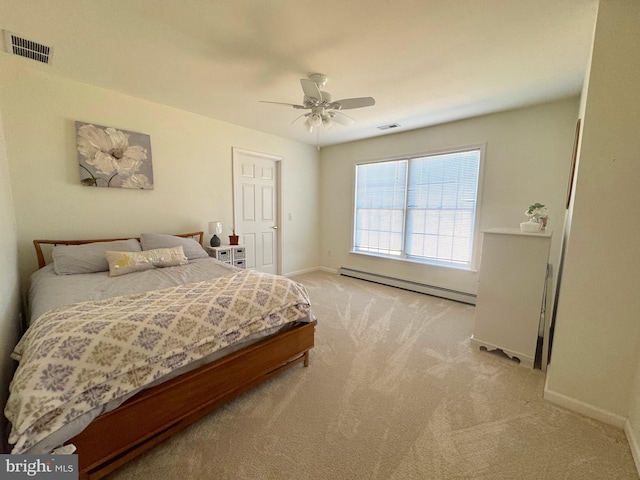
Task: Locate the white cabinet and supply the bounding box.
[205,245,246,269]
[471,228,551,368]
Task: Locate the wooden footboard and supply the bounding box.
[72,320,316,480]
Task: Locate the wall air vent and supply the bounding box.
[3,31,52,64]
[377,123,401,130]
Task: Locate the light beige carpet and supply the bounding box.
[108,271,638,479]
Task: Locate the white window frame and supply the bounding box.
[351,144,485,270]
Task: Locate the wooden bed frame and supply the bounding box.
[31,233,316,480]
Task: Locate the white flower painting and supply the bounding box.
[76,121,154,189]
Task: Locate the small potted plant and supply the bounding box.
[229,228,239,246]
[521,203,549,232]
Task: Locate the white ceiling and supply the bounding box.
[0,0,598,147]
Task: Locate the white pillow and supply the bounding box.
[104,247,188,277]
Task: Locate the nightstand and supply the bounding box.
[205,245,246,269]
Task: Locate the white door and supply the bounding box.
[232,148,281,274]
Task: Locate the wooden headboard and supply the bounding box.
[33,231,205,269]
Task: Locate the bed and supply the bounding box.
[5,232,316,479]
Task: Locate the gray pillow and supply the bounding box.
[52,238,141,275]
[139,233,208,260]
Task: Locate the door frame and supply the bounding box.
[231,147,283,275]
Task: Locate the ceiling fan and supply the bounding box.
[260,73,375,133]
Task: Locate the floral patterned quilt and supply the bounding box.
[5,269,312,453]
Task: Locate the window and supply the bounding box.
[353,147,482,269]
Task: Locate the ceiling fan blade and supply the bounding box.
[259,101,307,109]
[300,78,322,101]
[332,97,375,110]
[331,111,356,125]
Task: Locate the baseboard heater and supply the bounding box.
[338,267,476,305]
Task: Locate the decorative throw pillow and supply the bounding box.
[140,233,209,260]
[52,238,141,275]
[104,246,189,277]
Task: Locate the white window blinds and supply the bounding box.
[354,148,482,269]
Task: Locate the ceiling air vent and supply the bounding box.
[3,31,52,64]
[377,123,401,131]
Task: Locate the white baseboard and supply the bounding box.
[317,266,338,274]
[625,420,640,476]
[338,267,476,305]
[284,266,337,277]
[543,371,626,428]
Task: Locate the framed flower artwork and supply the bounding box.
[76,121,154,189]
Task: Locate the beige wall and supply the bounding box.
[319,98,579,297]
[545,0,640,445]
[0,60,321,289]
[0,110,22,452]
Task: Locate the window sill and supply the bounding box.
[349,250,477,272]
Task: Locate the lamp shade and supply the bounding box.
[208,221,223,234]
[208,221,223,247]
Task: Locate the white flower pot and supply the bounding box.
[520,220,541,232]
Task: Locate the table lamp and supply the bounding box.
[208,221,223,247]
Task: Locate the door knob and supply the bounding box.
[271,226,278,230]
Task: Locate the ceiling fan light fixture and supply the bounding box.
[308,113,322,127]
[322,115,334,129]
[302,118,313,133]
[303,117,314,132]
